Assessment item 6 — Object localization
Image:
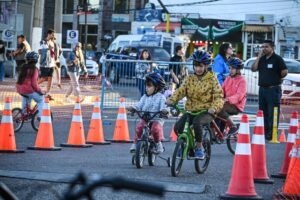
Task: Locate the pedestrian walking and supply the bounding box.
[10,35,31,76]
[136,49,152,97]
[251,40,288,141]
[212,42,233,86]
[0,40,7,82]
[53,36,62,89]
[64,42,87,103]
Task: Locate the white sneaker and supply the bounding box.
[64,97,73,103]
[129,144,136,153]
[156,142,164,154]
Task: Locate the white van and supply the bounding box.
[107,32,183,57]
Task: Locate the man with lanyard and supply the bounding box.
[251,40,288,141]
[169,45,188,89]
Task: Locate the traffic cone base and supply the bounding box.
[60,143,93,148]
[0,149,25,153]
[254,178,274,184]
[28,146,61,151]
[87,141,111,145]
[220,194,263,200]
[106,139,133,143]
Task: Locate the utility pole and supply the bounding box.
[84,0,88,66]
[54,0,63,46]
[31,0,45,51]
[97,0,103,51]
[157,0,170,33]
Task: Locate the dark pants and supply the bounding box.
[217,102,240,129]
[174,113,214,143]
[136,78,145,97]
[259,86,281,140]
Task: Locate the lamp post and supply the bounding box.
[83,0,88,66]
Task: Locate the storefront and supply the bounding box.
[276,26,300,60]
[242,14,274,60]
[181,18,243,58]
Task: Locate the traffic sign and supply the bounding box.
[2,29,14,42]
[67,30,79,44]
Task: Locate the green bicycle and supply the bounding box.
[170,105,212,177]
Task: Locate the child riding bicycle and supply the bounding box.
[166,50,224,159]
[128,73,168,154]
[217,57,247,135]
[16,51,45,118]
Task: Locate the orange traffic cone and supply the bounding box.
[108,97,132,143]
[279,129,287,143]
[61,97,93,148]
[220,114,262,200]
[28,98,61,151]
[169,125,177,142]
[272,111,298,179]
[281,125,300,199]
[86,97,110,145]
[0,97,24,153]
[251,110,274,184]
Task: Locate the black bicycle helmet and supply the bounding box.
[192,50,212,65]
[25,51,39,62]
[227,57,243,69]
[145,72,166,92]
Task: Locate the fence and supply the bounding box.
[0,59,299,124]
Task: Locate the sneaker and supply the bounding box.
[195,148,205,159]
[64,97,73,103]
[155,142,164,154]
[129,144,136,153]
[228,126,239,135]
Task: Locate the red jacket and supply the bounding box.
[222,75,247,112]
[16,68,42,95]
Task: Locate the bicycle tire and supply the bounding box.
[135,140,147,169]
[194,137,211,174]
[131,155,135,165]
[148,142,156,166]
[12,108,24,133]
[226,133,237,155]
[32,111,53,132]
[171,139,185,177]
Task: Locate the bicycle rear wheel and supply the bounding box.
[12,108,24,132]
[171,139,185,177]
[195,131,211,174]
[226,133,237,155]
[135,140,147,169]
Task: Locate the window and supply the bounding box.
[114,0,130,14]
[63,0,74,14]
[163,41,172,54]
[280,46,299,60]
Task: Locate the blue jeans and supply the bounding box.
[0,61,4,81]
[22,92,44,117]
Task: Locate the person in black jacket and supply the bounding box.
[169,45,188,89]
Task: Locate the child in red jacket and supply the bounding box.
[218,57,247,135]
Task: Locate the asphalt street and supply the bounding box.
[0,114,287,200]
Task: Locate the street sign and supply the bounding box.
[67,30,78,44]
[2,29,14,42]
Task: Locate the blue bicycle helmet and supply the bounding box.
[227,57,243,69]
[145,72,166,92]
[25,51,39,63]
[192,50,212,65]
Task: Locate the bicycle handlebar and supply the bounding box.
[64,173,165,200]
[129,110,168,121]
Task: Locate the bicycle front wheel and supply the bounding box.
[32,111,53,132]
[135,140,147,169]
[12,108,24,132]
[226,132,237,155]
[171,139,185,177]
[195,138,211,174]
[148,143,156,166]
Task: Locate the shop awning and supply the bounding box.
[242,25,273,32]
[154,22,181,31]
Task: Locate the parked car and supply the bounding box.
[102,45,171,83]
[243,57,300,97]
[62,49,99,77]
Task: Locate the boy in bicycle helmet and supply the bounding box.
[218,57,247,135]
[128,72,168,153]
[16,51,45,118]
[166,50,224,159]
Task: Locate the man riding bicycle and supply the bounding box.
[218,57,247,135]
[166,50,224,159]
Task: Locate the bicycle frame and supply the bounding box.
[21,98,38,120]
